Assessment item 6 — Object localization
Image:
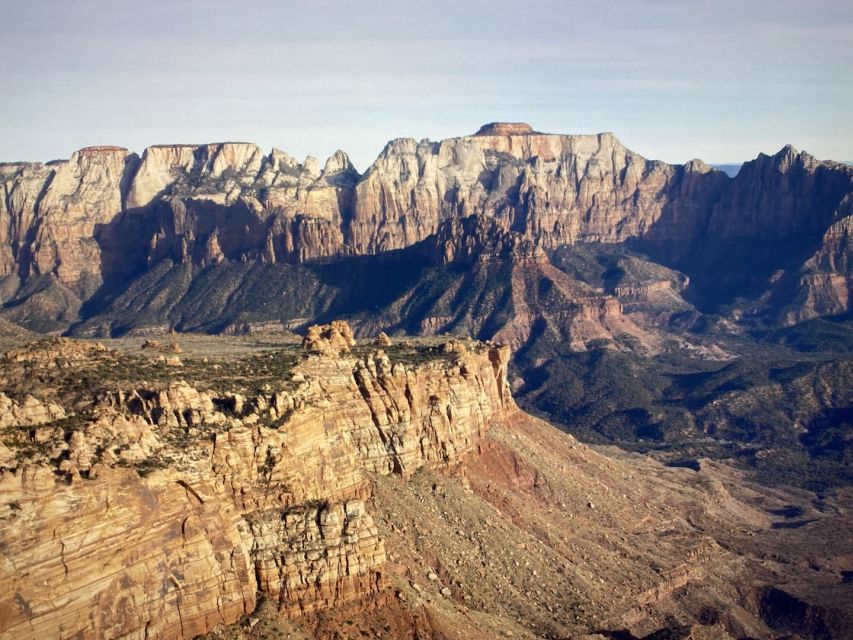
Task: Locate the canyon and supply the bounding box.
[0,331,512,638]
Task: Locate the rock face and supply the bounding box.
[0,147,136,291]
[474,122,538,136]
[3,338,853,640]
[2,125,852,331]
[0,336,515,639]
[348,129,691,255]
[0,392,65,428]
[351,215,655,352]
[431,214,546,265]
[0,142,357,304]
[776,213,853,323]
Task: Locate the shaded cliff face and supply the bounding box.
[68,215,658,354]
[643,148,853,308]
[348,215,657,353]
[769,212,853,324]
[0,142,358,302]
[0,147,138,295]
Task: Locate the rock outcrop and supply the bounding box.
[777,212,853,323]
[0,392,65,428]
[0,336,515,639]
[0,147,136,292]
[431,214,546,265]
[302,320,356,355]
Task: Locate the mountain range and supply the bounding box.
[2,122,852,486]
[1,122,851,338]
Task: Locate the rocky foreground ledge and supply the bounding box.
[2,327,852,640]
[0,325,514,638]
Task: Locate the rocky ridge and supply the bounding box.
[778,212,853,323]
[349,214,656,353]
[2,125,852,334]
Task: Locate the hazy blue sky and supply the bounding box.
[1,0,851,169]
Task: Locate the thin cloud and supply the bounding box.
[0,0,850,167]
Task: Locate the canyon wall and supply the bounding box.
[0,334,515,639]
[355,215,655,353]
[779,212,853,323]
[1,124,852,327]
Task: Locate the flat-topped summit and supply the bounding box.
[77,145,129,155]
[475,122,537,136]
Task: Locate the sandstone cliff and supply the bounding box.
[0,143,357,296]
[0,147,137,303]
[348,129,700,254]
[775,212,853,323]
[2,125,852,332]
[0,330,514,638]
[2,336,851,640]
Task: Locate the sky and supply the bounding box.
[1,0,851,171]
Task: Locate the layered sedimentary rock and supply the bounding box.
[302,319,356,355]
[3,334,853,640]
[0,126,846,277]
[778,213,853,323]
[0,147,136,296]
[0,143,357,298]
[125,143,264,210]
[348,130,706,254]
[0,392,65,428]
[431,214,546,265]
[0,330,514,639]
[0,464,257,640]
[2,125,852,331]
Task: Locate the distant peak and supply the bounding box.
[475,122,537,136]
[775,144,798,157]
[683,158,713,174]
[323,149,356,175]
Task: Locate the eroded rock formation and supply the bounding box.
[2,124,851,332]
[0,335,514,639]
[778,212,853,323]
[352,215,655,352]
[0,392,65,428]
[302,320,356,355]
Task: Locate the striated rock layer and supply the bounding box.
[778,212,853,323]
[2,125,852,331]
[0,330,515,639]
[3,337,852,640]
